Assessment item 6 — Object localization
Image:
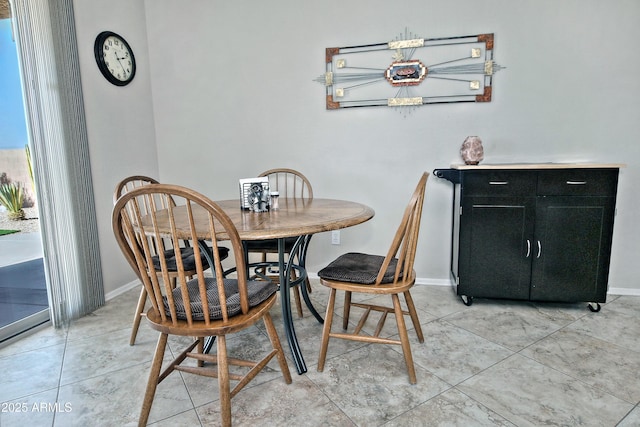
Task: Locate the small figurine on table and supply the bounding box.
[248,183,270,212]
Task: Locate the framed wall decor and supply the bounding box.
[315,31,504,109]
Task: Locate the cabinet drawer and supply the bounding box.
[537,169,618,196]
[462,171,537,196]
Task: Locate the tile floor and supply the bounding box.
[0,282,639,426]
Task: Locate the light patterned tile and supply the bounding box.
[410,284,467,319]
[60,326,158,386]
[444,299,581,351]
[0,389,57,427]
[2,279,638,427]
[386,388,516,426]
[149,409,202,426]
[55,360,192,426]
[409,319,513,385]
[521,328,640,403]
[196,376,354,427]
[617,405,640,427]
[601,295,640,317]
[66,287,142,343]
[0,324,67,357]
[306,344,450,425]
[457,354,633,426]
[0,344,64,402]
[567,304,640,353]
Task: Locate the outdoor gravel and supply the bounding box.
[0,207,40,233]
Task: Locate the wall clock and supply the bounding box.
[315,30,504,109]
[94,31,136,86]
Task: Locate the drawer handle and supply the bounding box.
[537,240,542,258]
[525,239,531,258]
[489,181,509,185]
[566,181,587,185]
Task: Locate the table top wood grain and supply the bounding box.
[144,198,375,241]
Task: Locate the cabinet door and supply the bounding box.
[530,196,614,303]
[458,197,535,300]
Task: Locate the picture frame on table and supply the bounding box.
[239,177,270,211]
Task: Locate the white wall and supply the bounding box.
[72,0,640,295]
[142,0,640,294]
[73,1,159,295]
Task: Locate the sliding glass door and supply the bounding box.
[0,15,50,344]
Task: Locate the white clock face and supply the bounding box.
[102,36,134,82]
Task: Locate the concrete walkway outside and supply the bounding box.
[0,232,43,268]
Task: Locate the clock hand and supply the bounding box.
[115,55,127,73]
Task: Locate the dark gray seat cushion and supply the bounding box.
[164,277,278,321]
[152,246,229,271]
[317,252,400,285]
[244,237,298,252]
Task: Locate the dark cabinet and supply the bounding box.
[459,195,535,301]
[434,165,620,310]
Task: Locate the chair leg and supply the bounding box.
[197,337,205,367]
[292,282,304,318]
[288,250,308,317]
[342,291,352,330]
[217,335,232,427]
[263,312,292,384]
[404,290,424,343]
[288,268,304,318]
[139,333,168,427]
[130,287,147,346]
[317,288,337,372]
[392,293,417,384]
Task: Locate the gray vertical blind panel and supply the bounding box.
[11,0,104,326]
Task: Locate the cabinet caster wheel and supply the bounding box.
[588,302,601,312]
[461,295,473,306]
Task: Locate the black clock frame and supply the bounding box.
[94,31,136,86]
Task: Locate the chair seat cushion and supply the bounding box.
[152,246,229,271]
[244,237,299,252]
[164,277,278,321]
[317,252,400,285]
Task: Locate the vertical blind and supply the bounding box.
[10,0,104,326]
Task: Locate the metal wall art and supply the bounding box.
[315,30,504,110]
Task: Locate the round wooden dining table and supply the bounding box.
[158,198,375,374]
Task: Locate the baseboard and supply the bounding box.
[105,279,140,301]
[608,287,640,297]
[414,277,451,287]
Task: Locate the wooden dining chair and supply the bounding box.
[316,172,429,384]
[113,175,228,345]
[112,183,291,427]
[244,168,313,317]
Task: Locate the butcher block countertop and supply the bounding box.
[450,163,626,170]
